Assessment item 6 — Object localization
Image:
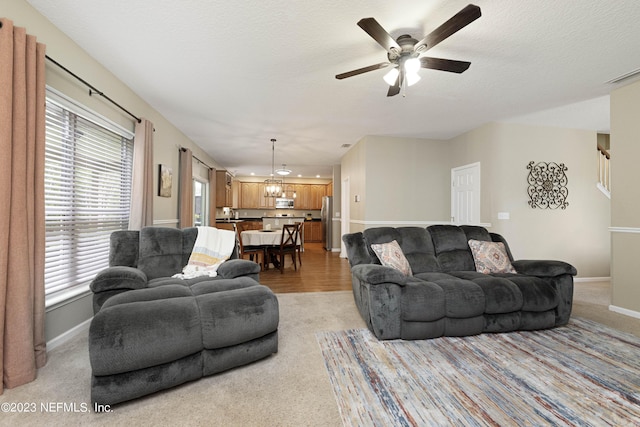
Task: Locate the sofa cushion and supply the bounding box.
[363,227,440,273]
[90,295,202,376]
[396,227,440,273]
[370,240,412,276]
[401,280,445,321]
[138,227,186,279]
[197,285,279,349]
[467,276,523,314]
[506,275,558,312]
[436,278,485,318]
[428,225,476,272]
[468,239,517,274]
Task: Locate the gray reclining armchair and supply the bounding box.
[90,226,261,313]
[88,227,279,406]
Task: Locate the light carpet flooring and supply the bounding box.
[1,281,638,426]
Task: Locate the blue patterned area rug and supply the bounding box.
[316,318,640,426]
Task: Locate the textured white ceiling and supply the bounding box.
[27,0,640,178]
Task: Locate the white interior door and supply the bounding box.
[451,162,481,225]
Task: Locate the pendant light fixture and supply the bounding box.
[264,138,283,198]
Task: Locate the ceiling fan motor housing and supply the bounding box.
[388,34,420,64]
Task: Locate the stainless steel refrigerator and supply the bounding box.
[321,196,332,251]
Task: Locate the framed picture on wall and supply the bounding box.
[158,164,172,197]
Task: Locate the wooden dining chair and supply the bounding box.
[294,222,303,266]
[266,224,299,274]
[236,222,263,269]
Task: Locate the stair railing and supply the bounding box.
[597,144,610,197]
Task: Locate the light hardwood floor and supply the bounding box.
[256,242,353,293]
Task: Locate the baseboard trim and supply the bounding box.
[609,305,640,320]
[47,317,92,351]
[574,277,611,283]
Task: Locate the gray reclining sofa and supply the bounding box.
[342,225,576,340]
[89,227,279,406]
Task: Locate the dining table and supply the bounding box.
[241,228,302,270]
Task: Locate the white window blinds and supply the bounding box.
[44,96,134,302]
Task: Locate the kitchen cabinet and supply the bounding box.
[303,221,322,243]
[258,184,275,209]
[309,184,326,210]
[326,182,333,197]
[231,180,240,208]
[239,182,275,209]
[215,170,233,208]
[293,184,325,209]
[293,184,309,209]
[236,181,328,209]
[240,182,260,208]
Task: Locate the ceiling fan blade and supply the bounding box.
[387,71,402,97]
[335,62,390,80]
[357,17,401,52]
[415,4,481,52]
[420,57,471,73]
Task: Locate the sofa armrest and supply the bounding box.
[217,259,261,279]
[90,266,148,293]
[351,264,409,286]
[511,260,577,277]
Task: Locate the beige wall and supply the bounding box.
[341,138,367,232]
[449,122,610,278]
[6,0,223,342]
[610,78,640,313]
[8,0,222,228]
[341,135,451,232]
[341,123,611,279]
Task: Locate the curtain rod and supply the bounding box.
[45,55,142,123]
[180,147,213,170]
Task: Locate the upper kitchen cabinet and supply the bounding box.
[236,181,328,209]
[293,184,309,209]
[239,182,274,209]
[215,170,233,208]
[309,184,326,210]
[292,184,326,210]
[257,183,275,209]
[240,182,260,208]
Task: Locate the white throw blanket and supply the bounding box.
[173,226,237,279]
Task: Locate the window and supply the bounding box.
[44,89,134,305]
[193,178,209,226]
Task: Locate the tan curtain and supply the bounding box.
[0,18,47,394]
[208,167,216,225]
[179,148,193,228]
[129,118,154,230]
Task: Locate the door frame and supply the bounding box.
[340,176,350,258]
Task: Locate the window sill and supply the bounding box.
[45,284,92,311]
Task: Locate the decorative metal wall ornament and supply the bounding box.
[526,161,568,209]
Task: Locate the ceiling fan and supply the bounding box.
[335,4,481,97]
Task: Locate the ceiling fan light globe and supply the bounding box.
[406,72,421,87]
[404,57,421,74]
[383,68,399,86]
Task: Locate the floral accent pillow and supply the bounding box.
[468,239,517,274]
[370,240,413,276]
